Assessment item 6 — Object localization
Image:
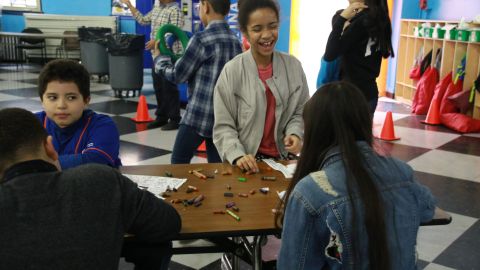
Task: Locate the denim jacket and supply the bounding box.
[278,142,436,270]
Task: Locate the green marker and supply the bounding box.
[238,177,247,182]
[226,209,241,221]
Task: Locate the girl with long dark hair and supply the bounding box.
[324,0,394,113]
[276,82,436,269]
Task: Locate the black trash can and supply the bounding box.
[78,27,111,81]
[106,34,145,97]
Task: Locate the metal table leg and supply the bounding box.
[253,235,265,270]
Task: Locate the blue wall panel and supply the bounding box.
[119,17,136,33]
[1,14,25,32]
[42,0,111,16]
[277,0,291,53]
[402,0,480,20]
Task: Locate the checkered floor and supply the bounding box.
[1,64,479,270]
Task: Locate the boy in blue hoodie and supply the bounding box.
[36,59,122,169]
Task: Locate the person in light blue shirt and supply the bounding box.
[277,81,438,270]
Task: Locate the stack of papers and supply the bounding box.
[262,159,296,178]
[124,174,187,199]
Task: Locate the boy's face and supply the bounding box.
[41,80,90,128]
[199,0,208,26]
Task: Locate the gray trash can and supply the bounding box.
[106,34,144,97]
[78,27,111,81]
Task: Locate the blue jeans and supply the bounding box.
[171,124,221,164]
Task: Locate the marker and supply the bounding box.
[226,209,241,221]
[188,185,198,191]
[260,187,269,194]
[224,192,234,197]
[192,170,207,179]
[261,176,276,181]
[238,193,248,198]
[221,170,232,175]
[193,194,205,204]
[238,177,247,182]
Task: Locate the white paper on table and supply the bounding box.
[277,190,286,201]
[123,174,187,199]
[262,159,293,178]
[286,163,297,175]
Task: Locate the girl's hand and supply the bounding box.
[284,135,302,155]
[340,2,368,20]
[235,154,259,173]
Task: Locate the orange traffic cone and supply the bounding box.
[376,111,400,141]
[421,97,441,125]
[131,95,154,123]
[197,140,206,152]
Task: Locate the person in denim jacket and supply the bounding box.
[276,82,437,270]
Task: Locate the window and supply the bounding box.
[0,0,41,12]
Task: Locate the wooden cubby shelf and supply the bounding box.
[395,19,480,119]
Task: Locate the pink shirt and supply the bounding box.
[257,63,279,157]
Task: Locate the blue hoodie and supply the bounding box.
[36,109,122,169]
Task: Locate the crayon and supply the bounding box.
[226,209,241,221]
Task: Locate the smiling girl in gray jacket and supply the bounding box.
[213,0,309,173]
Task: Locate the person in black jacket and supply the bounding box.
[324,0,394,114]
[0,108,181,270]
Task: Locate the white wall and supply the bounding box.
[297,2,345,95]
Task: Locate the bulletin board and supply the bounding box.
[112,0,136,16]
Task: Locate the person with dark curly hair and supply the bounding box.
[36,59,121,169]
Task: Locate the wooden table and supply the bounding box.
[121,161,451,269]
[122,162,290,270]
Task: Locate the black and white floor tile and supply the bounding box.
[1,64,479,270]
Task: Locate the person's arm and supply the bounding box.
[278,188,327,269]
[119,172,181,242]
[154,36,205,84]
[121,0,152,25]
[323,2,369,61]
[59,116,121,169]
[213,66,248,164]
